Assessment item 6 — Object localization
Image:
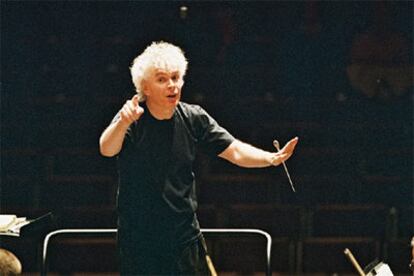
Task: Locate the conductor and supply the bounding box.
[99,41,298,275]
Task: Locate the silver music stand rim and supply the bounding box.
[41,228,272,276]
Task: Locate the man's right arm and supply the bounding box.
[99,95,144,157]
[99,120,130,157]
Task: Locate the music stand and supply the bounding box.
[41,228,272,276]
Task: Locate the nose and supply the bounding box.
[167,79,175,87]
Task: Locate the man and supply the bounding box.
[99,41,298,275]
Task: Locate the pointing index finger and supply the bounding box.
[132,94,140,104]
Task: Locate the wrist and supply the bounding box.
[266,152,278,167]
[116,119,131,132]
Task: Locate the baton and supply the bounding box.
[344,248,365,276]
[273,140,296,192]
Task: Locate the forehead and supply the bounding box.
[150,68,180,77]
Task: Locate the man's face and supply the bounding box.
[143,68,184,109]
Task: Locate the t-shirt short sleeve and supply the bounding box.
[191,105,235,156]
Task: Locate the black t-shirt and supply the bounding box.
[114,101,234,252]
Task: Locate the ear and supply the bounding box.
[141,79,149,95]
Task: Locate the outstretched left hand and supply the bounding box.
[270,137,299,166]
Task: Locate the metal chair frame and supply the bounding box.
[41,228,272,276]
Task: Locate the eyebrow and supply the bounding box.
[155,71,179,77]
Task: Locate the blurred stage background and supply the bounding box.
[1,1,413,275]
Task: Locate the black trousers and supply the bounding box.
[119,236,211,276]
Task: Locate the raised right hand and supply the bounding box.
[119,94,144,127]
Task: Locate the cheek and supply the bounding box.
[177,81,184,89]
[153,83,166,91]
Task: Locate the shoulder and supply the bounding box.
[176,102,218,138]
[178,101,206,116]
[177,102,211,123]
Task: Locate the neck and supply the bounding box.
[146,101,176,120]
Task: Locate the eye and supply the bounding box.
[157,77,166,83]
[171,75,179,82]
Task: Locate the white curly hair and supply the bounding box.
[130,41,188,102]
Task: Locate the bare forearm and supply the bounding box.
[99,120,129,157]
[100,95,144,157]
[219,137,298,168]
[219,140,274,168]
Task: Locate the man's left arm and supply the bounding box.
[218,137,299,168]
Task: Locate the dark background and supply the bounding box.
[1,1,413,275]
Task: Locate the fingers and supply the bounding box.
[270,137,299,166]
[132,94,139,104]
[281,137,299,153]
[119,94,144,126]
